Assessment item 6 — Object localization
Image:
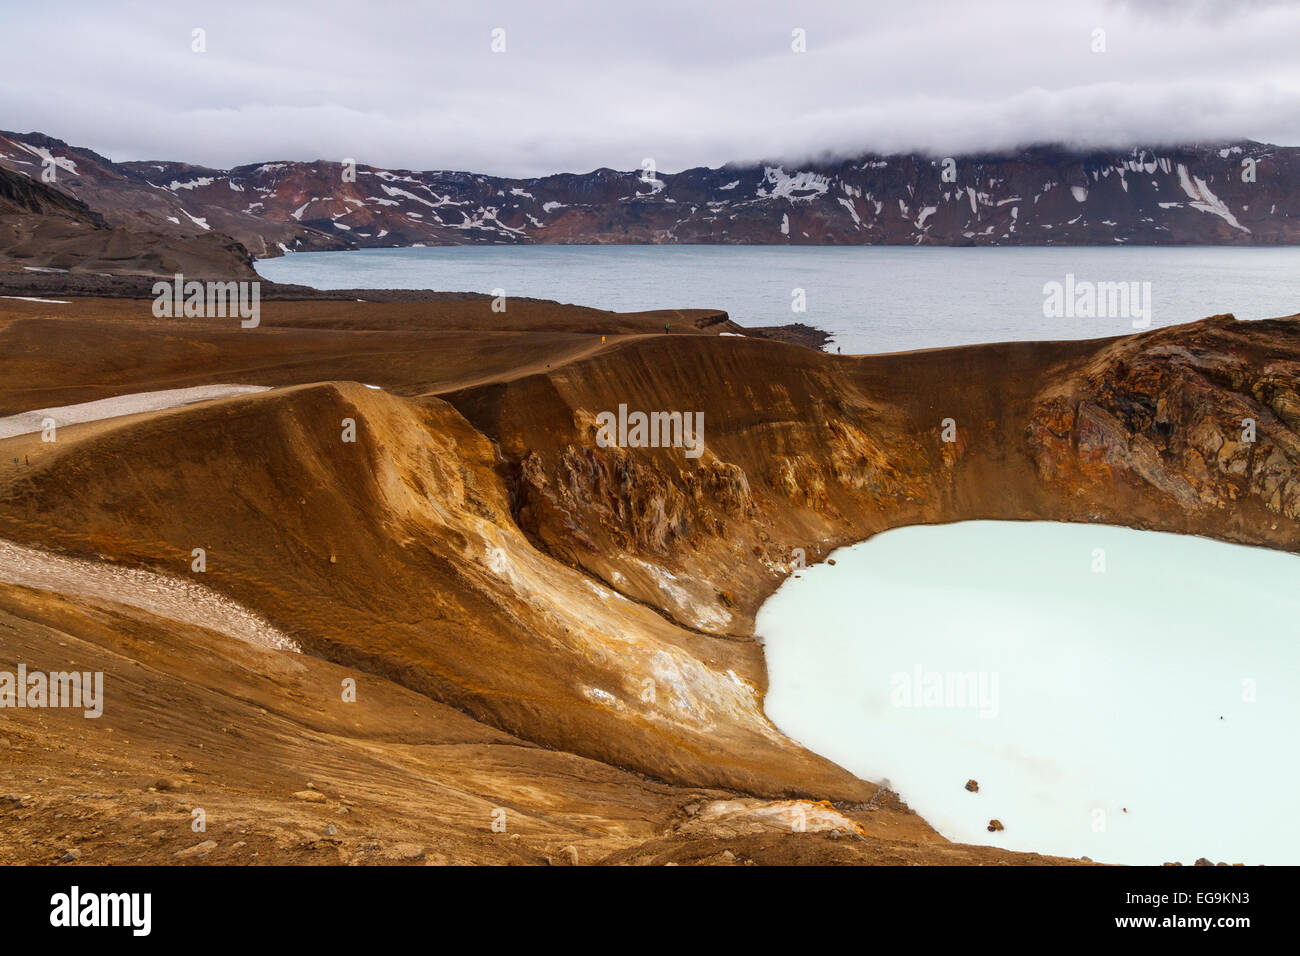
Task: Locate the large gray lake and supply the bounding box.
[256,245,1300,353]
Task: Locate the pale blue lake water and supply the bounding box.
[257,245,1300,353]
[757,521,1300,865]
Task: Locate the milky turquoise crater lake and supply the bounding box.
[754,521,1300,865]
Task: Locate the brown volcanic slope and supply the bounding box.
[0,295,1296,865]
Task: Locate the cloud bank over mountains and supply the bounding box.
[3,0,1298,176]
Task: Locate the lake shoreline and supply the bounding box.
[254,244,1300,354]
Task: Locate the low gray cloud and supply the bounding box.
[2,0,1297,176]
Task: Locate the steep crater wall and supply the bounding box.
[448,316,1300,637]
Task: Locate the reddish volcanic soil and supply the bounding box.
[0,294,1295,865]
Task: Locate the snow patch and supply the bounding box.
[837,197,863,227]
[14,142,78,175]
[167,177,215,191]
[1176,163,1251,234]
[758,166,830,202]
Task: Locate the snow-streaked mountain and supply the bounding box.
[2,130,1297,260]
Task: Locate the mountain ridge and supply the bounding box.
[2,130,1296,266]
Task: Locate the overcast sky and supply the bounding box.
[3,0,1299,177]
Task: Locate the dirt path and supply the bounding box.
[0,538,299,652]
[420,333,659,396]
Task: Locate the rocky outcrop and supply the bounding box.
[0,164,104,221]
[1028,316,1300,529]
